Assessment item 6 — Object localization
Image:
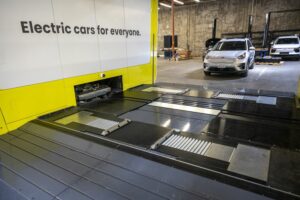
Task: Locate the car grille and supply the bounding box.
[209,67,236,72]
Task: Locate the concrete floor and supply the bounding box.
[156,57,300,93]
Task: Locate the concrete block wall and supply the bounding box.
[158,0,300,57]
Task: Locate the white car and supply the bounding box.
[270,36,300,60]
[204,38,255,77]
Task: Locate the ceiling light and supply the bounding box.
[159,2,172,8]
[174,0,184,5]
[194,0,200,2]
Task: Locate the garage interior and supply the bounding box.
[0,1,300,200]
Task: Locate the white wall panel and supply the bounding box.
[124,0,151,66]
[0,0,152,89]
[0,0,62,89]
[95,0,128,71]
[52,0,100,77]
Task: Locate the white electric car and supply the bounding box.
[204,38,255,77]
[270,36,300,60]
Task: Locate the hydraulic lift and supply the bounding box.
[1,81,300,200]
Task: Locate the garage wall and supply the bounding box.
[158,0,300,57]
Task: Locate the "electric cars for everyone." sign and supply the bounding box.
[0,0,151,89]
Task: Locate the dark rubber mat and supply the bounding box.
[0,121,275,200]
[107,121,171,148]
[269,148,300,195]
[82,99,146,116]
[203,116,300,150]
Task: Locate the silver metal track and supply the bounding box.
[216,93,245,100]
[148,102,220,116]
[162,135,211,155]
[142,87,187,94]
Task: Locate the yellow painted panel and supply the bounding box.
[0,108,8,135]
[0,80,68,124]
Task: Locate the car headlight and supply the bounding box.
[205,55,211,59]
[237,52,246,60]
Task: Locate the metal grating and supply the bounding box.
[216,93,246,100]
[162,134,212,155]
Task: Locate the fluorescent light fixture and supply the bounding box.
[159,2,172,8]
[194,0,200,2]
[174,0,184,5]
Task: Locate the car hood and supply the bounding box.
[272,44,300,49]
[207,50,246,58]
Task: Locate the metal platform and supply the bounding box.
[1,84,300,200]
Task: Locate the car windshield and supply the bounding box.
[276,38,299,44]
[214,41,246,51]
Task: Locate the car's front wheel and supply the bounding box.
[241,70,248,77]
[204,71,211,76]
[249,62,254,69]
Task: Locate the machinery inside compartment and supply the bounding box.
[74,76,123,105]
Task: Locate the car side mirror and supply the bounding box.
[249,46,255,50]
[270,41,274,45]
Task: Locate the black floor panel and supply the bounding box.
[107,121,171,148]
[116,90,161,101]
[120,105,215,133]
[203,115,300,150]
[0,121,274,200]
[82,98,146,116]
[222,98,300,121]
[269,148,300,195]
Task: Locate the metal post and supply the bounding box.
[171,0,175,60]
[212,18,217,39]
[152,34,155,84]
[262,12,270,48]
[247,15,253,39]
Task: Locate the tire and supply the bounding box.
[204,71,211,76]
[249,62,254,69]
[241,70,248,77]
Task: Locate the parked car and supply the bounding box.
[203,38,255,77]
[270,35,300,60]
[202,38,221,61]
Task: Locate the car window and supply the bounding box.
[214,41,246,51]
[276,38,299,44]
